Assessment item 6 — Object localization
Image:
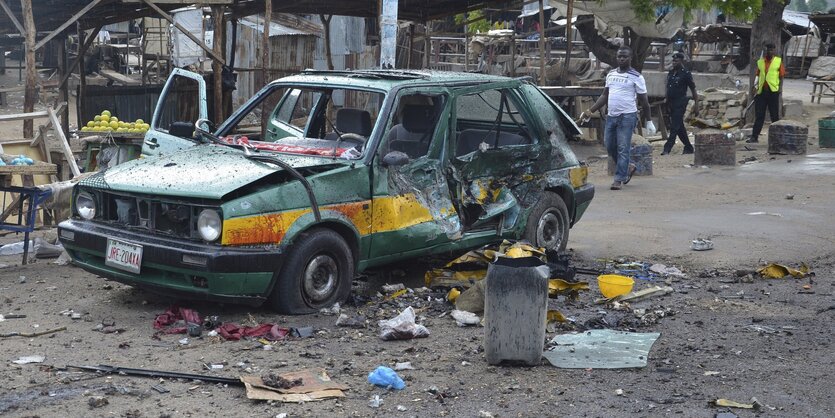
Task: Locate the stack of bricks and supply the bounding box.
[686,87,749,130]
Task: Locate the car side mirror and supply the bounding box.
[382,151,409,167]
[169,121,195,138]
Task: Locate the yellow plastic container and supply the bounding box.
[598,274,635,298]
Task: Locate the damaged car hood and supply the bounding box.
[82,145,344,199]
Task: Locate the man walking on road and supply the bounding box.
[582,46,652,190]
[747,43,785,143]
[662,52,699,155]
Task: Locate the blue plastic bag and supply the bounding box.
[367,366,405,390]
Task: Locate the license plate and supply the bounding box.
[105,238,143,274]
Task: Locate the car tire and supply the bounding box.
[523,191,570,252]
[268,228,353,314]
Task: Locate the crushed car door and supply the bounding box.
[369,88,462,259]
[142,68,207,157]
[449,84,546,233]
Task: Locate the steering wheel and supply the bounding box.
[194,118,218,140]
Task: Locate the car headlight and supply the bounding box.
[197,209,222,242]
[76,191,96,220]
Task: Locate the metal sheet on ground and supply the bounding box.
[543,329,660,369]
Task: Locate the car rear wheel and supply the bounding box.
[268,228,353,314]
[523,191,570,252]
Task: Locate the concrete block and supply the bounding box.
[782,100,804,118]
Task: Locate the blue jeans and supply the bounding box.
[604,112,638,182]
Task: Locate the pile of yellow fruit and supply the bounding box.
[80,110,150,134]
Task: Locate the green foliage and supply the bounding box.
[807,0,828,12]
[454,10,491,34]
[629,0,763,21]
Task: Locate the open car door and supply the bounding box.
[142,68,207,157]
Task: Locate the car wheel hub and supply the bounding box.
[537,211,562,249]
[303,255,338,303]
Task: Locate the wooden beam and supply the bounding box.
[140,0,226,65]
[320,15,333,70]
[124,0,232,3]
[260,1,271,138]
[57,25,100,95]
[561,0,574,87]
[33,0,102,51]
[21,0,36,139]
[99,69,141,86]
[0,0,25,36]
[47,106,80,178]
[58,37,69,135]
[0,110,48,122]
[212,6,224,123]
[538,0,546,85]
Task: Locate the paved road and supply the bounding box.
[571,148,835,268]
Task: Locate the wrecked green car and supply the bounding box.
[58,69,594,314]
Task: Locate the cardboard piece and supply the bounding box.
[240,368,348,403]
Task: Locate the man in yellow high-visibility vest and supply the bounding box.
[747,43,785,143]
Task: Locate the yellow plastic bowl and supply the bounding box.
[598,274,635,298]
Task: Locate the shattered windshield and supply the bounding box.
[222,86,385,159]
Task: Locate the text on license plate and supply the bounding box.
[105,238,143,274]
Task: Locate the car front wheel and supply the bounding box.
[523,191,570,252]
[269,228,353,314]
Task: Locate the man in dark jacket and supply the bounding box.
[662,52,699,155]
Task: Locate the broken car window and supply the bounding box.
[381,94,446,160]
[454,88,534,157]
[155,75,201,134]
[219,86,385,159]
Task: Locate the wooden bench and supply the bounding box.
[810,80,835,104]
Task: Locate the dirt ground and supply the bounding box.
[1,74,834,418]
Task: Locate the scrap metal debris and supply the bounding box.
[1,326,66,338]
[757,263,809,279]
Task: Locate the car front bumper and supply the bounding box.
[58,219,284,305]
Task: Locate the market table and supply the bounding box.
[0,158,57,264]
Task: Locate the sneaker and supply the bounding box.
[623,164,637,185]
[660,150,670,155]
[682,146,694,154]
[745,137,759,143]
[610,181,622,190]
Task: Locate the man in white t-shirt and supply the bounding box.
[581,46,652,190]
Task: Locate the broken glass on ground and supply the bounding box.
[543,329,660,369]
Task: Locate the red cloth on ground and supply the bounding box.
[216,323,290,341]
[153,306,202,334]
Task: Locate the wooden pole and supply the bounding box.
[424,23,431,69]
[57,26,100,102]
[261,0,271,138]
[561,0,574,87]
[262,2,271,78]
[320,15,334,70]
[407,24,414,69]
[212,7,224,123]
[538,0,546,85]
[20,0,36,139]
[140,0,225,65]
[58,37,69,135]
[77,23,87,130]
[799,20,813,75]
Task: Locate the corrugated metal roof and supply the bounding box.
[240,15,319,36]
